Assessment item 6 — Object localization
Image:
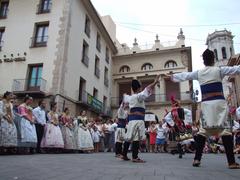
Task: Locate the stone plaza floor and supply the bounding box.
[0,153,239,180]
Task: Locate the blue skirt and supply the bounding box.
[156,138,165,145]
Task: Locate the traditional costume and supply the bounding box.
[115,103,128,157]
[74,115,94,151]
[122,79,156,162]
[60,113,75,150]
[164,100,192,158]
[41,111,64,149]
[0,100,17,147]
[171,49,240,168]
[17,103,37,148]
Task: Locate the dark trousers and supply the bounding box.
[35,124,44,152]
[122,141,140,159]
[115,142,123,155]
[194,134,236,165]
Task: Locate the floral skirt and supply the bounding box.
[41,123,64,148]
[61,126,75,149]
[75,127,94,150]
[0,118,17,147]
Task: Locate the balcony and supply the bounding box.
[82,55,89,67]
[111,92,193,107]
[12,78,47,97]
[30,36,48,48]
[36,2,52,14]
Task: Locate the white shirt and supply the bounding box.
[91,129,101,143]
[156,126,166,139]
[123,87,151,109]
[32,106,46,125]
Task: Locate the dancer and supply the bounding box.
[122,74,160,163]
[170,49,240,169]
[115,102,128,158]
[164,98,192,158]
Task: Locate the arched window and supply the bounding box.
[214,49,218,61]
[222,47,227,59]
[164,60,177,68]
[141,63,153,71]
[119,65,130,73]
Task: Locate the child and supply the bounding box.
[148,121,157,153]
[155,121,167,153]
[91,126,101,153]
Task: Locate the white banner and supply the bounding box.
[145,114,156,121]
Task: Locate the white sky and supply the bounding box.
[91,0,240,90]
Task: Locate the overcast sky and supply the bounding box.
[91,0,240,91]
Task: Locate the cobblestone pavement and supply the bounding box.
[0,153,239,180]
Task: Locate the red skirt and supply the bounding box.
[149,132,157,145]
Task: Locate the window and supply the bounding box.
[222,47,227,59]
[141,63,153,71]
[28,64,43,91]
[164,60,177,68]
[37,0,52,14]
[105,47,109,63]
[31,22,49,47]
[0,28,5,51]
[79,77,86,102]
[119,65,130,73]
[103,96,107,111]
[230,47,233,56]
[214,49,218,61]
[84,15,90,37]
[96,33,101,52]
[95,56,100,78]
[0,1,9,19]
[104,67,109,87]
[82,40,89,67]
[93,88,98,99]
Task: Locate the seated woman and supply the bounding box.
[0,91,17,153]
[41,103,64,151]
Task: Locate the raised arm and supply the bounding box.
[137,74,160,101]
[220,66,240,78]
[171,71,198,82]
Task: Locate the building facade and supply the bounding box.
[111,29,193,119]
[227,54,240,108]
[206,29,235,97]
[0,0,117,117]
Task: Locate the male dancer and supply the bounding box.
[170,49,240,169]
[122,74,160,163]
[115,102,128,158]
[164,97,192,158]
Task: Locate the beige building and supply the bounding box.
[227,54,240,108]
[0,0,117,117]
[111,29,193,119]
